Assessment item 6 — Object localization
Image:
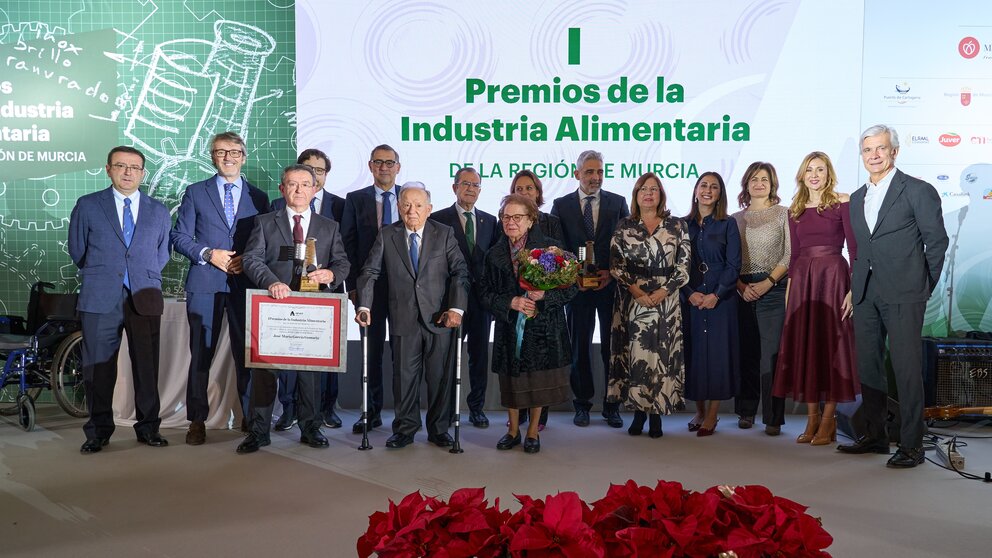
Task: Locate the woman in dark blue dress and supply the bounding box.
[680,172,742,436]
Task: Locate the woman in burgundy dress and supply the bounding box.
[773,151,859,445]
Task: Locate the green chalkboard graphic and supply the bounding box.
[0,3,295,316]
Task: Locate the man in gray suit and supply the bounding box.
[356,187,470,449]
[838,124,948,468]
[238,164,350,454]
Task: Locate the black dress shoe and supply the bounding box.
[353,415,383,433]
[469,410,490,428]
[573,409,590,427]
[323,410,342,429]
[274,412,298,432]
[603,409,624,428]
[837,436,890,455]
[80,438,109,454]
[887,447,925,468]
[385,433,414,449]
[300,428,329,448]
[428,433,454,447]
[137,432,169,447]
[648,414,663,438]
[186,421,206,445]
[628,411,647,436]
[236,433,270,454]
[523,436,541,453]
[496,432,522,450]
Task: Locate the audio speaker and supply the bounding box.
[922,338,992,407]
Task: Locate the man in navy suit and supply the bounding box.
[271,148,346,430]
[340,144,402,433]
[237,164,351,454]
[430,167,499,427]
[171,132,270,445]
[838,125,948,468]
[69,146,172,453]
[551,150,630,428]
[356,187,470,449]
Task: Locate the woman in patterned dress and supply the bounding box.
[607,173,691,438]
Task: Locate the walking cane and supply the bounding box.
[449,325,465,454]
[358,323,372,451]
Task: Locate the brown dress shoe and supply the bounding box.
[186,421,206,445]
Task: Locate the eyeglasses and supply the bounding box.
[305,165,327,176]
[500,214,529,223]
[457,180,481,188]
[110,163,144,173]
[212,149,244,159]
[371,159,397,168]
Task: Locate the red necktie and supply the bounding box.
[293,214,304,244]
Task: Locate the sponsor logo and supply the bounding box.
[960,36,980,59]
[962,87,972,106]
[941,191,969,197]
[939,133,962,147]
[937,175,949,181]
[910,135,929,144]
[965,173,978,184]
[984,188,992,200]
[895,82,911,94]
[972,135,992,144]
[885,82,921,106]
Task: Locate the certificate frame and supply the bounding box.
[244,289,348,372]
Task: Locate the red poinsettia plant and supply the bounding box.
[357,481,833,558]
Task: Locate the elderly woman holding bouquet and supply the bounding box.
[478,194,578,453]
[607,173,691,438]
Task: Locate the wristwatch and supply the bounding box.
[203,248,214,264]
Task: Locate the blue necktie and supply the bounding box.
[310,197,317,213]
[123,197,134,289]
[223,183,236,228]
[381,191,393,226]
[583,195,595,239]
[409,232,419,276]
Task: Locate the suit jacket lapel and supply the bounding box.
[319,192,335,219]
[99,188,127,246]
[850,186,870,240]
[235,180,255,220]
[390,225,416,278]
[873,170,906,236]
[274,208,292,246]
[206,178,230,227]
[447,206,471,256]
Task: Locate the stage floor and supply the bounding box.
[1,405,989,557]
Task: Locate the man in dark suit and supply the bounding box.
[356,187,470,449]
[237,164,351,454]
[270,148,346,430]
[69,146,172,453]
[340,144,402,433]
[430,167,499,427]
[838,124,948,468]
[171,132,270,445]
[551,150,630,428]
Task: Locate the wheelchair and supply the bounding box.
[0,282,87,431]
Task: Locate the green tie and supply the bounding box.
[463,211,475,254]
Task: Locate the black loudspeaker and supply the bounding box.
[836,395,901,443]
[922,338,992,407]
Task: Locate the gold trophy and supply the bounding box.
[298,237,320,292]
[577,240,601,289]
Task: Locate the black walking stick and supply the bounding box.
[450,326,465,454]
[358,323,372,451]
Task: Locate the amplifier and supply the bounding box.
[922,338,992,407]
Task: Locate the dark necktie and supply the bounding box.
[409,232,419,276]
[123,197,134,288]
[310,197,317,214]
[293,214,304,244]
[381,191,393,227]
[583,195,595,239]
[463,211,475,254]
[224,183,235,228]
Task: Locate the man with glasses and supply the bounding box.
[430,167,499,427]
[269,148,346,430]
[551,150,630,429]
[69,146,171,453]
[171,132,270,444]
[237,164,350,453]
[340,144,402,433]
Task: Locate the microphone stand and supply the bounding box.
[449,326,465,454]
[358,324,372,450]
[945,204,967,337]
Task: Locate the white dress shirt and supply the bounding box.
[863,167,896,233]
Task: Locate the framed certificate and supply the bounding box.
[245,289,348,372]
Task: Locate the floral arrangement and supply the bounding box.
[517,246,580,291]
[357,481,833,558]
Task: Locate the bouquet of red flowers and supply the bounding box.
[358,481,834,558]
[517,246,579,291]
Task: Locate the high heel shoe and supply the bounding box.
[696,418,719,437]
[810,415,836,446]
[628,411,647,436]
[648,414,663,438]
[687,416,703,432]
[797,412,821,444]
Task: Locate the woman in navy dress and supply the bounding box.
[681,172,742,436]
[772,151,859,446]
